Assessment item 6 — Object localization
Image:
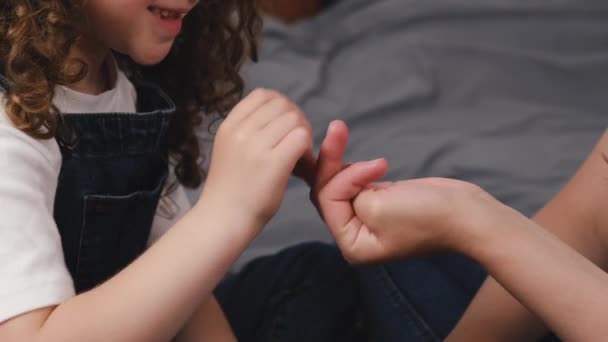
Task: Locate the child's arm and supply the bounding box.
[0,89,312,342]
[447,189,608,342]
[177,296,236,342]
[314,123,608,341]
[2,203,253,342]
[447,131,608,342]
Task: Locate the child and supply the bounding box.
[315,120,608,341]
[0,1,361,341]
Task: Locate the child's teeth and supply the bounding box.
[158,9,179,19]
[150,6,180,19]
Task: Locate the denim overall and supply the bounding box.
[0,75,174,293]
[52,82,175,293]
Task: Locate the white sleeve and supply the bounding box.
[0,102,75,323]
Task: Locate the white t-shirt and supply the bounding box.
[0,69,192,323]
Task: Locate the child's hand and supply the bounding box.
[347,178,495,263]
[313,121,496,264]
[199,89,313,230]
[311,120,387,253]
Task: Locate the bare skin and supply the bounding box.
[314,122,608,341]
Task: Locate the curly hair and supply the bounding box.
[0,0,262,188]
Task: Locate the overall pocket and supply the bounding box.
[74,173,167,292]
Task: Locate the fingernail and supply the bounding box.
[328,120,338,132]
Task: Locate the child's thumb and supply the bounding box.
[321,158,389,203]
[318,158,389,243]
[315,120,349,189]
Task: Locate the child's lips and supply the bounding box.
[147,5,188,36]
[147,5,189,20]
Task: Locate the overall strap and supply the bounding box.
[0,74,10,92]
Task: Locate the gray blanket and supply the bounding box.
[196,0,608,266]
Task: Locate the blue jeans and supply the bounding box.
[217,244,560,341]
[215,242,365,342]
[357,254,486,341]
[358,254,561,341]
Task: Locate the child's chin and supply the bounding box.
[129,46,172,66]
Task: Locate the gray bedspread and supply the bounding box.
[196,0,608,266]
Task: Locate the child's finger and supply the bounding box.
[274,127,313,172]
[228,88,280,125]
[241,97,295,132]
[318,159,388,230]
[322,159,389,202]
[315,120,349,189]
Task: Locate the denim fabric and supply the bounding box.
[0,74,172,292]
[358,254,561,341]
[0,74,9,92]
[357,254,486,342]
[52,82,175,293]
[216,242,365,342]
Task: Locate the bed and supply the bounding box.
[193,0,608,267]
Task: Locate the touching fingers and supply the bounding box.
[318,158,389,229]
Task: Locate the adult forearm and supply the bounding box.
[36,203,257,342]
[468,204,608,342]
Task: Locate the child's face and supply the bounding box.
[84,0,199,65]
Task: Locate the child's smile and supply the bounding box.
[82,0,199,66]
[147,4,193,37]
